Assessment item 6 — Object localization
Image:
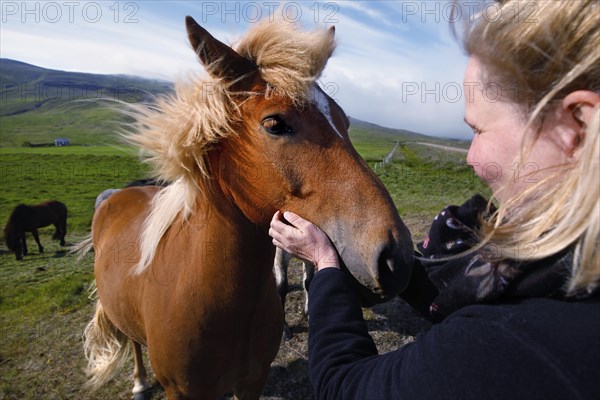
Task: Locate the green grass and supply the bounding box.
[349,127,400,161]
[0,248,93,320]
[379,161,488,214]
[353,142,398,161]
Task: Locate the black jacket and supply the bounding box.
[308,268,600,400]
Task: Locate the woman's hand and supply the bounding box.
[269,211,340,270]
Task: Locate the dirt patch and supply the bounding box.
[415,142,468,153]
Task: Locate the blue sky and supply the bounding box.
[0,1,485,139]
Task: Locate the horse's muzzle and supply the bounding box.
[339,239,413,307]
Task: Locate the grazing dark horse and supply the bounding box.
[4,200,67,260]
[273,247,315,339]
[82,16,413,400]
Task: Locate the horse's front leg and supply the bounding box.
[31,229,43,254]
[273,247,292,339]
[59,226,66,246]
[20,232,29,257]
[302,261,315,316]
[14,233,24,260]
[132,341,150,400]
[54,222,67,246]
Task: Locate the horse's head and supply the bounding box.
[182,17,413,304]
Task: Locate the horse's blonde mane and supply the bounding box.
[127,19,336,274]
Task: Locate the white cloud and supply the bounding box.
[334,1,396,28]
[315,5,470,138]
[0,4,202,80]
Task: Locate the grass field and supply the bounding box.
[0,140,488,399]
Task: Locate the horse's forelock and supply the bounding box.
[235,18,336,104]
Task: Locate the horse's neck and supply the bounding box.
[181,195,275,278]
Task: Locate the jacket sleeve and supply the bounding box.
[308,268,418,399]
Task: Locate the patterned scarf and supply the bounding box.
[417,194,576,320]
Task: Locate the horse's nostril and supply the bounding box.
[375,241,413,299]
[377,245,396,279]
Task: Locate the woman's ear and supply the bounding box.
[560,90,600,156]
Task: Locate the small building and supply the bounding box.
[54,138,70,147]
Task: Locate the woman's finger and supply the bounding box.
[283,210,311,230]
[272,238,287,251]
[270,213,296,236]
[268,227,286,244]
[270,215,305,247]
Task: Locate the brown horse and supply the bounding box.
[83,16,414,400]
[4,200,67,260]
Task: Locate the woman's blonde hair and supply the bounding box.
[457,0,599,296]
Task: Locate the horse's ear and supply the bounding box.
[185,16,257,82]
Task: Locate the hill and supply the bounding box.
[0,59,172,146]
[349,117,429,141]
[0,59,172,115]
[0,59,469,152]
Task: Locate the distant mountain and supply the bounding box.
[0,59,466,149]
[0,59,173,146]
[348,116,468,148]
[0,59,172,117]
[349,116,430,142]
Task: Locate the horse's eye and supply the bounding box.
[262,116,292,136]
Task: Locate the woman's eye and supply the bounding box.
[262,116,293,135]
[470,125,482,135]
[464,118,482,136]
